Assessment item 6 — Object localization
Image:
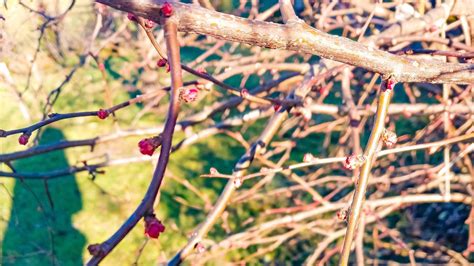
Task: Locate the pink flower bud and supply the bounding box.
[273,104,282,112]
[18,134,29,145]
[97,109,109,120]
[127,13,137,22]
[195,242,206,254]
[144,19,154,29]
[343,154,366,170]
[138,139,155,156]
[161,2,173,17]
[179,87,199,103]
[197,68,207,75]
[382,129,397,148]
[144,216,165,239]
[383,79,396,91]
[157,58,167,68]
[240,89,249,99]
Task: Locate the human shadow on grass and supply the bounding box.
[2,128,85,266]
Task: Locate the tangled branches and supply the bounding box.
[1,0,473,265]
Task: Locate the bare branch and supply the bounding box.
[96,0,474,84]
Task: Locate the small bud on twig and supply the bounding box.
[233,177,242,188]
[144,215,165,239]
[161,2,173,17]
[157,58,167,68]
[343,154,366,170]
[382,129,397,148]
[97,109,109,120]
[138,135,163,156]
[209,167,218,175]
[127,13,137,22]
[194,242,206,254]
[18,133,30,145]
[179,87,199,103]
[303,153,314,163]
[240,89,249,99]
[337,208,349,221]
[144,19,154,29]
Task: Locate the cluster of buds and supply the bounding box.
[179,87,199,103]
[382,129,397,148]
[144,215,165,239]
[18,133,30,145]
[343,154,366,170]
[138,135,163,156]
[97,109,109,120]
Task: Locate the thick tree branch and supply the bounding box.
[96,0,474,84]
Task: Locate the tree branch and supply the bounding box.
[86,20,183,265]
[339,80,393,265]
[96,0,474,84]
